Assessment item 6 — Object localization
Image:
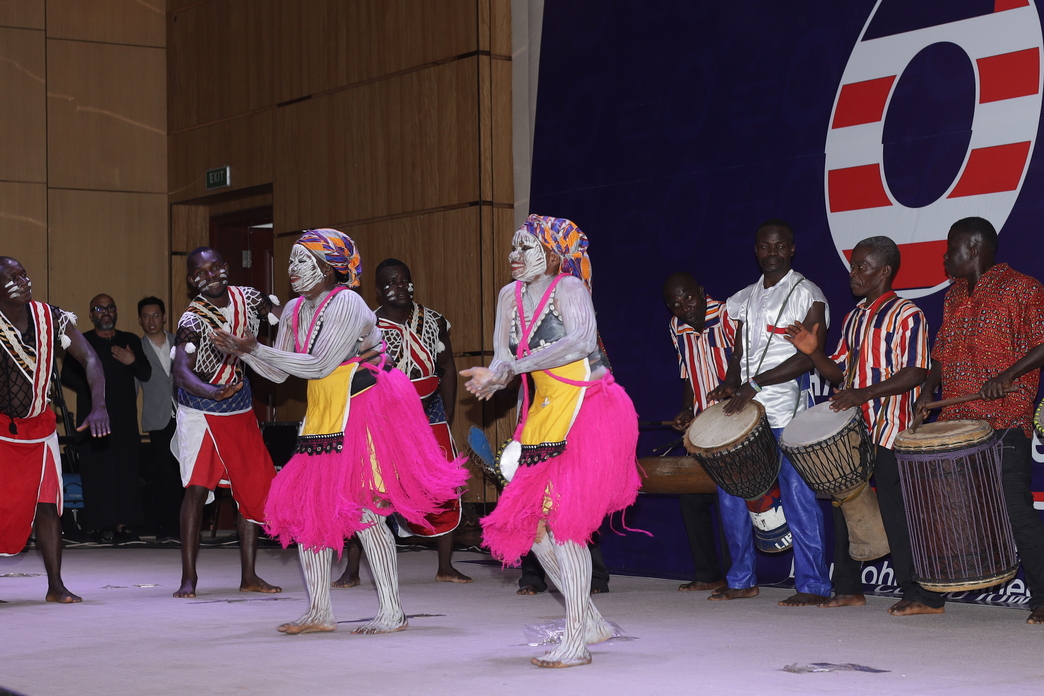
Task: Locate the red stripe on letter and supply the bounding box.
[995,0,1030,12]
[831,76,896,129]
[977,48,1040,103]
[948,142,1031,198]
[828,164,893,212]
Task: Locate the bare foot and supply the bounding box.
[532,648,592,668]
[436,568,473,583]
[278,621,337,635]
[173,579,197,598]
[352,618,408,634]
[888,599,945,616]
[709,586,759,601]
[779,592,829,607]
[332,573,360,589]
[240,576,281,594]
[818,594,866,608]
[1028,607,1044,624]
[591,587,608,594]
[517,585,543,595]
[45,586,82,603]
[586,618,614,644]
[679,579,726,592]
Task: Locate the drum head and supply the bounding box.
[686,399,764,451]
[780,401,859,448]
[894,419,993,451]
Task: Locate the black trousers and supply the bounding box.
[519,535,610,592]
[679,492,730,583]
[141,419,183,536]
[998,430,1044,609]
[830,446,944,608]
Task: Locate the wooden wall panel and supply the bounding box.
[275,58,480,229]
[168,110,273,203]
[0,27,45,183]
[0,181,47,300]
[47,39,166,192]
[0,0,42,29]
[167,0,277,132]
[47,0,165,47]
[169,203,208,253]
[48,190,168,319]
[168,0,479,132]
[492,58,514,204]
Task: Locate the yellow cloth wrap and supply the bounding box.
[301,362,385,494]
[519,358,591,446]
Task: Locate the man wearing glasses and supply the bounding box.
[62,294,151,544]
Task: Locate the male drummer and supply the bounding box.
[785,236,944,616]
[913,217,1044,625]
[663,271,732,591]
[707,219,832,606]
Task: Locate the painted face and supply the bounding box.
[376,265,413,309]
[90,296,117,331]
[755,225,795,277]
[509,230,549,282]
[0,261,32,304]
[138,304,166,337]
[289,244,326,294]
[664,282,706,331]
[188,252,230,299]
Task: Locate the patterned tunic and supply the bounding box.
[669,297,735,416]
[933,263,1044,435]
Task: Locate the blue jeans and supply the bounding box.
[718,427,832,596]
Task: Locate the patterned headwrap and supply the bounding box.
[296,228,362,288]
[521,214,592,290]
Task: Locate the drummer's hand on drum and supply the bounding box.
[784,321,821,356]
[828,388,868,412]
[671,409,694,432]
[722,382,757,415]
[910,392,932,432]
[707,382,736,402]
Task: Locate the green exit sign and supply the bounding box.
[205,166,231,190]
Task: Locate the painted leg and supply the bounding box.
[278,546,336,634]
[531,534,612,644]
[530,535,594,667]
[353,510,408,634]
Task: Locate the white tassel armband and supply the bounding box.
[60,334,71,350]
[268,294,281,306]
[267,312,279,326]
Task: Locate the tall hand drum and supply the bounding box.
[684,400,792,553]
[894,420,1016,593]
[779,402,888,562]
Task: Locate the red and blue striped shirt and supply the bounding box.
[669,297,736,416]
[830,292,929,449]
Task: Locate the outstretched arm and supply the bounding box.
[63,327,110,437]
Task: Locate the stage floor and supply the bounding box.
[1,545,1041,695]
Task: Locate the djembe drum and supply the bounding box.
[779,402,889,562]
[684,400,791,553]
[894,420,1017,592]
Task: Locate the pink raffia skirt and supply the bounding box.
[481,374,641,566]
[264,365,468,553]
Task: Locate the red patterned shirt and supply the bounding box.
[831,292,929,449]
[669,297,736,416]
[933,263,1044,435]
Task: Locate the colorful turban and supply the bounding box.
[521,214,592,290]
[297,228,362,288]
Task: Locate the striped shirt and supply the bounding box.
[830,292,929,449]
[669,297,736,415]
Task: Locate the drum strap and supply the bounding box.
[744,277,804,385]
